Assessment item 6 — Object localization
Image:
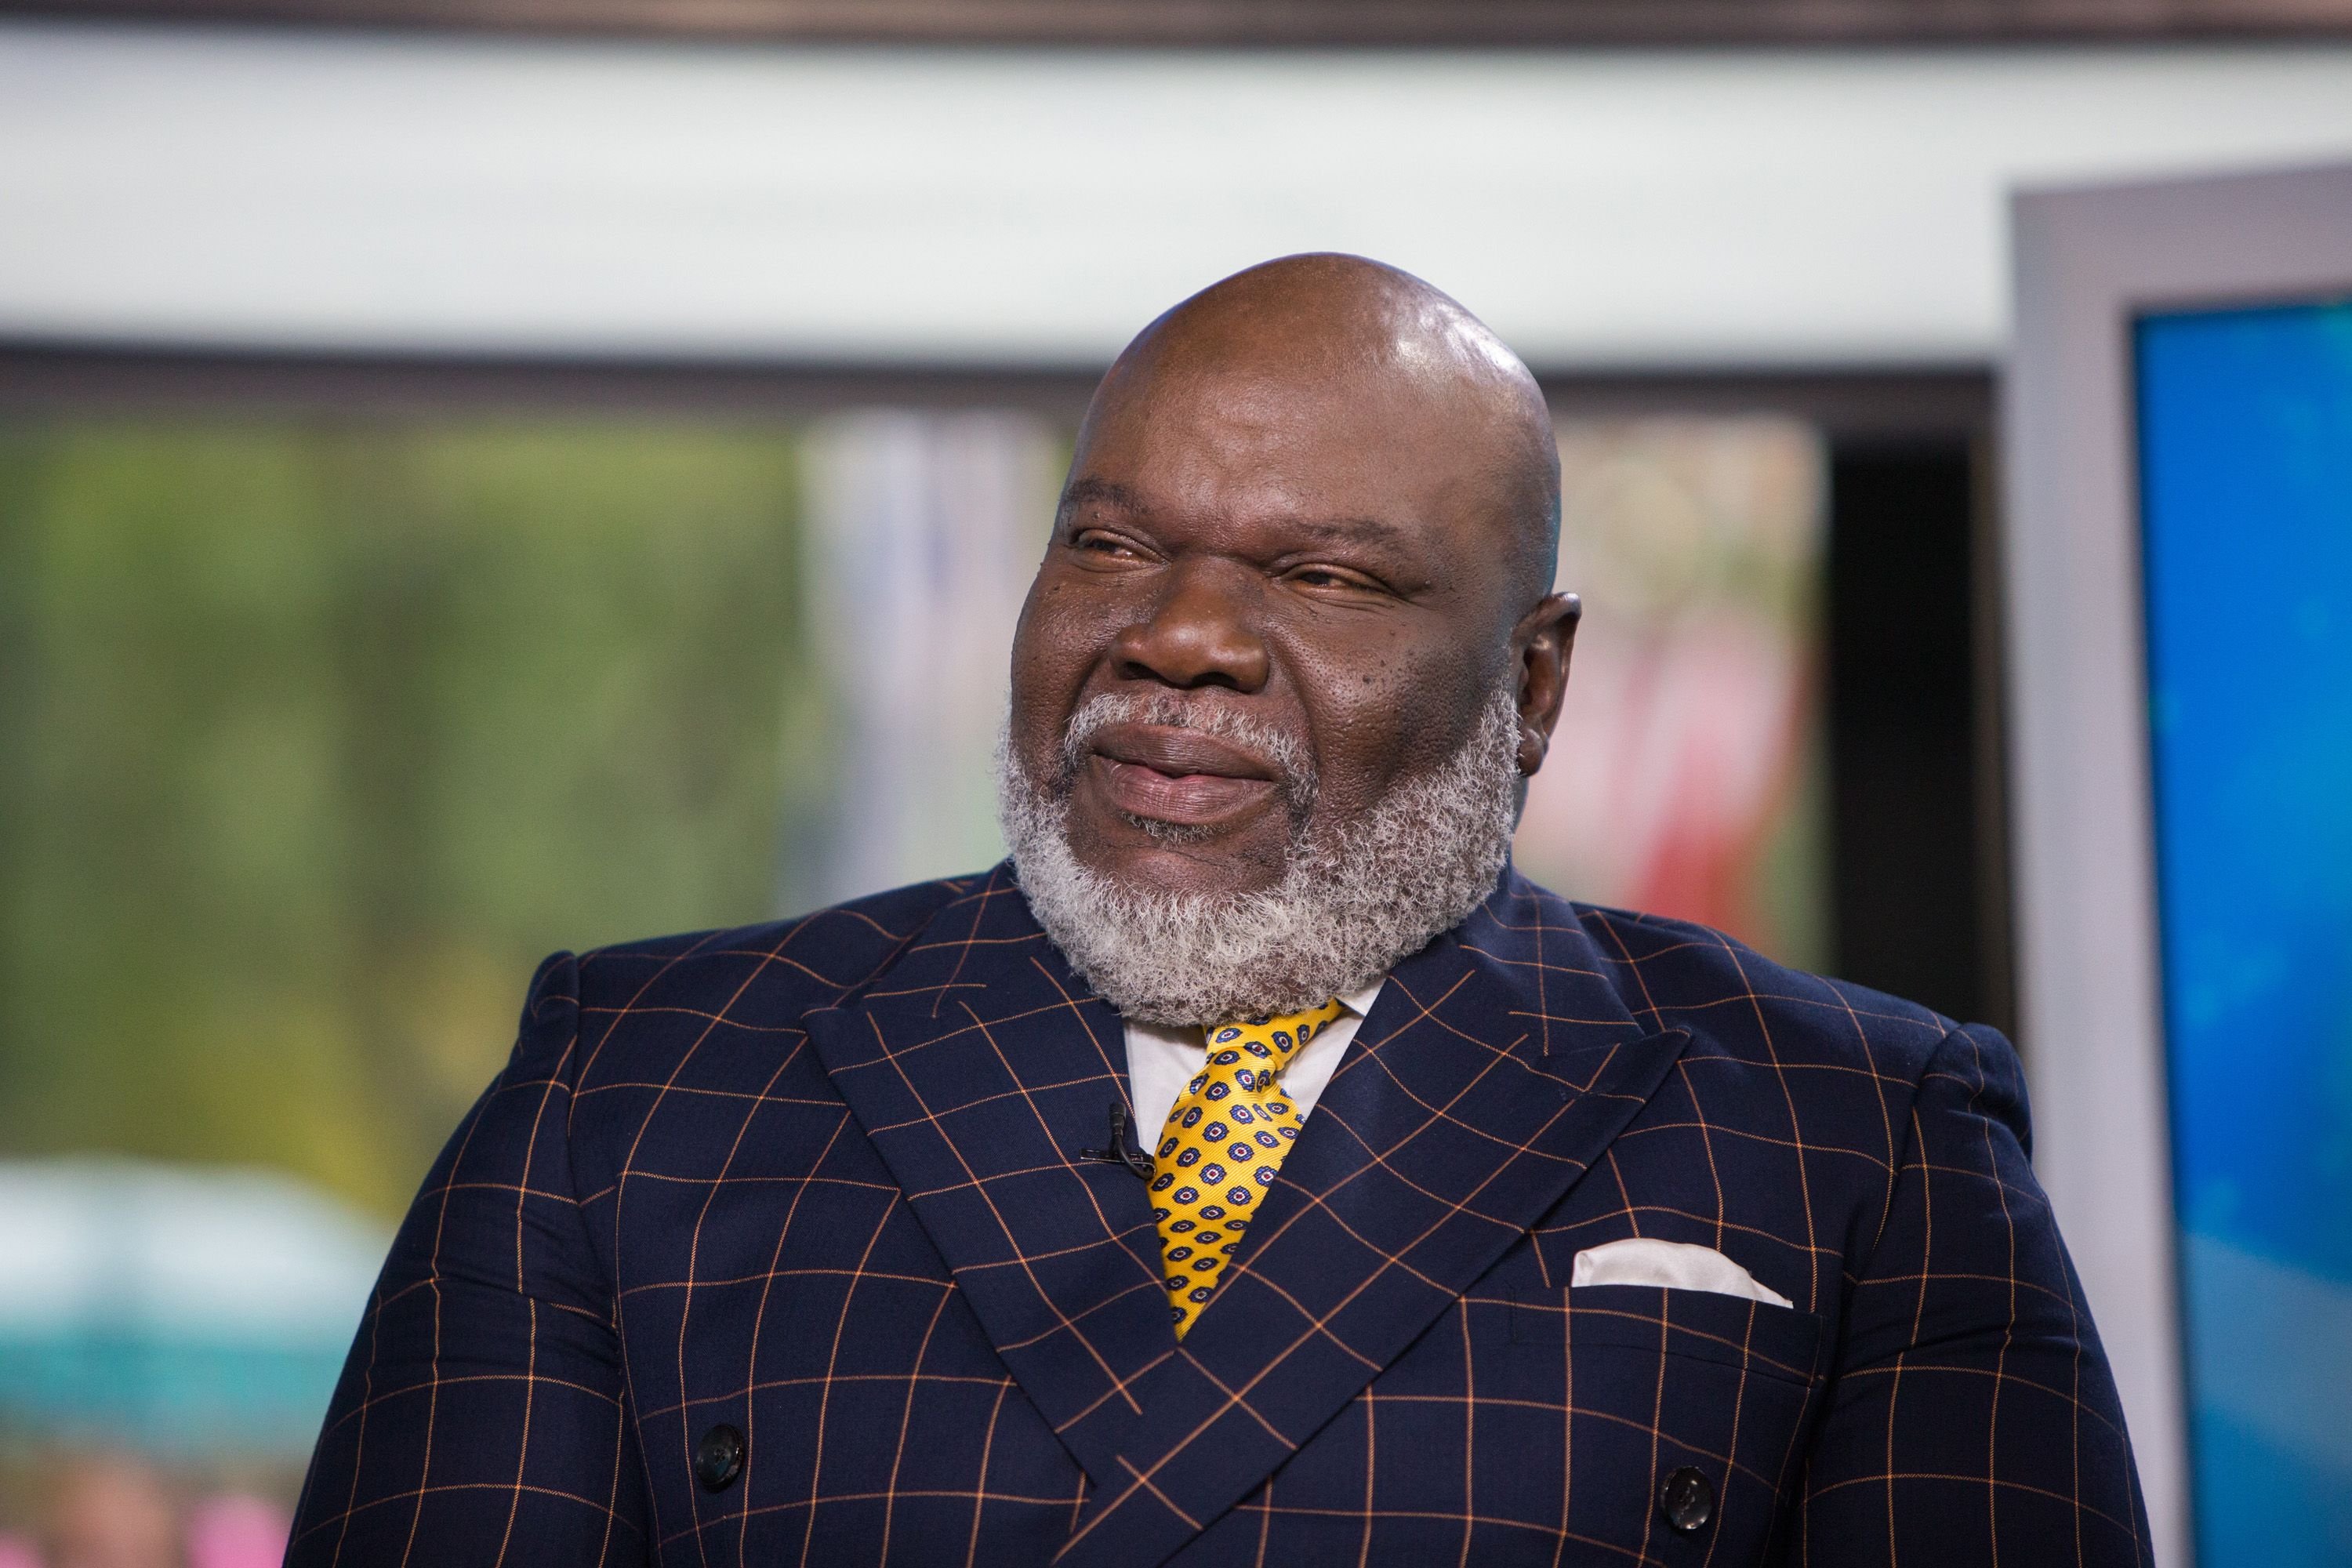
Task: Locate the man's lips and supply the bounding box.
[1083,722,1283,827]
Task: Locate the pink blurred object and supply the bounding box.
[186,1497,289,1568]
[0,1530,42,1568]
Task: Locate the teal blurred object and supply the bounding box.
[0,1159,387,1456]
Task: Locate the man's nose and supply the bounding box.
[1109,564,1270,693]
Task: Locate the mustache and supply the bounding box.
[1057,691,1316,813]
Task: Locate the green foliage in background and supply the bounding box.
[0,419,829,1217]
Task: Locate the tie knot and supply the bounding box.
[1201,999,1348,1083]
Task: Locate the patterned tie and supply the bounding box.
[1150,998,1348,1338]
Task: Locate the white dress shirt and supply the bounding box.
[1122,978,1386,1138]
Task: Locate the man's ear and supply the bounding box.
[1512,593,1581,777]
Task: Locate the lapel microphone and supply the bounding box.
[1079,1101,1155,1180]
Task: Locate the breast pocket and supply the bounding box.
[1512,1283,1824,1379]
[1502,1284,1827,1559]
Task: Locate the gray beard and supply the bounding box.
[996,681,1523,1027]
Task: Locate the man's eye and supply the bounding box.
[1073,531,1142,557]
[1287,565,1372,591]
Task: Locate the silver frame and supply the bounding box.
[2002,161,2352,1568]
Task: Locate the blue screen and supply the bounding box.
[2136,298,2352,1566]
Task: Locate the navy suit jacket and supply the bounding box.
[290,865,2150,1566]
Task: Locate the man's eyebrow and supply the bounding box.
[1054,484,1417,554]
[1279,514,1417,550]
[1056,477,1141,521]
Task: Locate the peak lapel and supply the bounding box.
[1056,873,1690,1568]
[801,866,1174,1489]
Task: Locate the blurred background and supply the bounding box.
[0,6,2347,1565]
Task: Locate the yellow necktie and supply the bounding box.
[1151,998,1348,1338]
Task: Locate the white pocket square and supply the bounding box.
[1569,1237,1793,1308]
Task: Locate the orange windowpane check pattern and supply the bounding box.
[1151,1000,1346,1336]
[286,866,2152,1566]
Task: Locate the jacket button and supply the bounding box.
[695,1424,746,1494]
[1658,1466,1715,1534]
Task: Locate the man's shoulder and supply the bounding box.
[1509,877,1964,1080]
[561,870,994,1040]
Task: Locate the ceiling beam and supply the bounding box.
[11,0,2352,44]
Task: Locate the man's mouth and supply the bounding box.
[1084,722,1283,827]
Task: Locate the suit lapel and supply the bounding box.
[801,865,1175,1490]
[1055,872,1690,1568]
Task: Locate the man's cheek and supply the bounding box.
[1304,670,1432,775]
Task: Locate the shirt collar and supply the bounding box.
[1122,978,1386,1047]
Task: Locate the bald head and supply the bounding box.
[1080,254,1560,601]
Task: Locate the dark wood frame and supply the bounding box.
[7,0,2352,43]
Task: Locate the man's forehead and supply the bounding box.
[1076,358,1499,492]
[1107,327,1500,425]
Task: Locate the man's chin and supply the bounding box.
[1060,804,1294,900]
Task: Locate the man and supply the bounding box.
[291,256,2150,1566]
